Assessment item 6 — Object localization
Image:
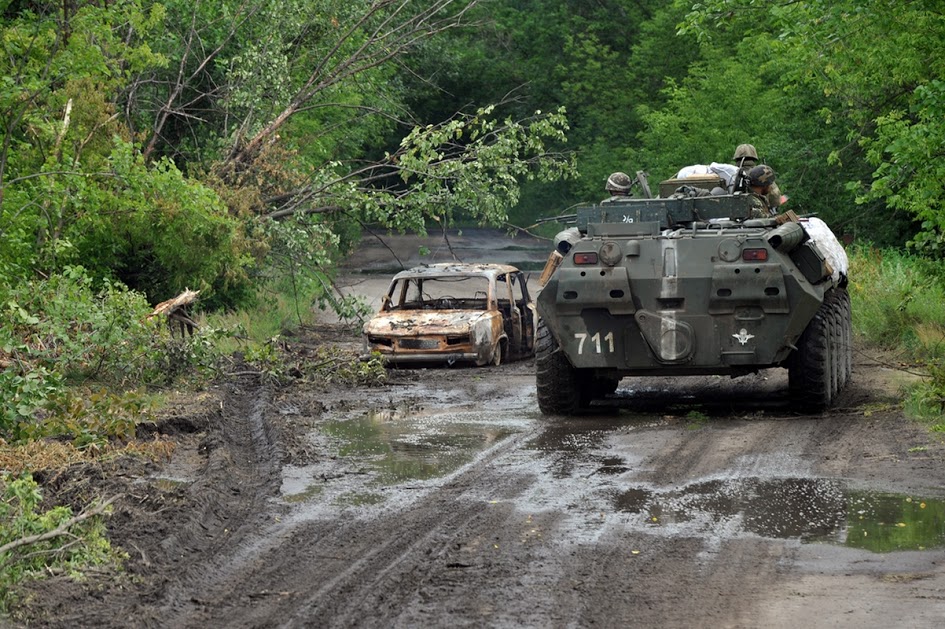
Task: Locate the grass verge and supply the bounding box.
[848,246,945,429]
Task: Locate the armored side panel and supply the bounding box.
[577,195,755,233]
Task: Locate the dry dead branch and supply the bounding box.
[148,289,200,337]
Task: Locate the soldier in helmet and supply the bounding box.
[732,143,759,173]
[601,171,633,203]
[732,143,782,210]
[746,165,778,218]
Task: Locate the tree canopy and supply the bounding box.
[2,0,944,310]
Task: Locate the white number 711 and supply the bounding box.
[574,331,615,354]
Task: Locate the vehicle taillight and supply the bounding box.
[573,252,599,265]
[742,248,768,262]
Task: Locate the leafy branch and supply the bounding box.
[0,495,120,564]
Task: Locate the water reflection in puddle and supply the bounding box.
[323,407,517,484]
[614,478,945,553]
[282,404,526,503]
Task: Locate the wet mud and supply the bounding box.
[13,230,945,628]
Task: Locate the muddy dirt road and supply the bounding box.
[16,230,945,628]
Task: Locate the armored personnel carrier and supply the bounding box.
[535,175,852,415]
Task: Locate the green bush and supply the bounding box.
[0,473,122,613]
[904,361,945,430]
[0,267,229,443]
[848,246,945,360]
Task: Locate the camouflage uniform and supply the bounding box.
[747,194,770,218]
[747,165,777,218]
[766,182,783,210]
[733,144,782,210]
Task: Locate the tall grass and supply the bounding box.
[848,246,945,426]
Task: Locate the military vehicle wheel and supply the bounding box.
[789,290,836,410]
[831,288,853,390]
[839,288,853,387]
[536,318,587,415]
[826,288,853,397]
[829,291,843,399]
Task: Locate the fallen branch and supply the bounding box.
[148,289,200,337]
[0,494,120,558]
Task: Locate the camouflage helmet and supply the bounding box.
[748,164,776,188]
[605,171,633,193]
[733,143,758,162]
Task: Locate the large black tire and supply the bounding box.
[839,288,853,388]
[536,318,586,415]
[789,291,835,410]
[790,287,852,410]
[828,287,854,395]
[829,290,843,399]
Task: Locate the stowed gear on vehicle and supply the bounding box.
[535,171,851,415]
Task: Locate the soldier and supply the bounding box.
[746,165,777,218]
[732,143,782,209]
[601,171,633,203]
[732,143,759,175]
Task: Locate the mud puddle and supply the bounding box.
[281,402,534,507]
[286,398,945,557]
[613,478,945,553]
[524,413,945,553]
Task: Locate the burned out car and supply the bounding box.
[362,263,537,366]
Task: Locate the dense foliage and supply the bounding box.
[4,1,945,299]
[1,0,575,308]
[3,0,945,441]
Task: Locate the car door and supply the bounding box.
[495,273,521,357]
[511,271,535,353]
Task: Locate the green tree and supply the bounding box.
[0,1,254,305]
[2,1,576,309]
[682,0,945,250]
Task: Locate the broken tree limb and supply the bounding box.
[0,494,121,558]
[148,289,200,337]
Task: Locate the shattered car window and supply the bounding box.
[387,276,491,311]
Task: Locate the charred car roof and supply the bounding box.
[390,263,522,279]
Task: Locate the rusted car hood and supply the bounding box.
[364,310,491,336]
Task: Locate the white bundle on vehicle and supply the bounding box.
[802,217,849,281]
[675,164,710,179]
[708,162,739,187]
[675,163,739,188]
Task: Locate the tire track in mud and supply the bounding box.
[19,350,945,628]
[199,402,806,628]
[140,378,287,626]
[176,429,539,628]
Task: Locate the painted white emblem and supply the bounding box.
[733,328,755,345]
[622,215,635,223]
